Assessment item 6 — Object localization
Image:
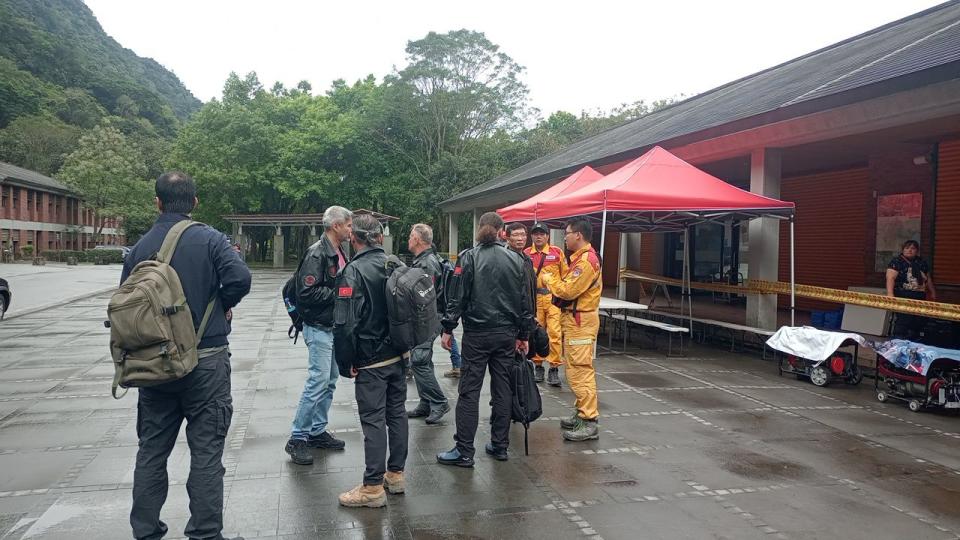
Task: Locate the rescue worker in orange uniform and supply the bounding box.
[524,222,567,386]
[541,218,601,441]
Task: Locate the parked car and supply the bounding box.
[0,277,10,320]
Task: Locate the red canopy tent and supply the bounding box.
[498,165,604,222]
[527,146,798,327]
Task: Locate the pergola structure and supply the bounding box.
[222,210,399,268]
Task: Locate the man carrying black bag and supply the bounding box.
[437,212,535,467]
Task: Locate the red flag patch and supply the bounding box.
[338,287,353,297]
[453,266,463,275]
[303,274,317,287]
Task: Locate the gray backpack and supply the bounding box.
[107,221,216,398]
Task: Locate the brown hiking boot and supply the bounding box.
[443,368,461,378]
[338,484,386,508]
[383,471,405,494]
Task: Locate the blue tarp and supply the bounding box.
[874,339,960,376]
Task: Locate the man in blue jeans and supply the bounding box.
[284,206,353,466]
[443,335,462,378]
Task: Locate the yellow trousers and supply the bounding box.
[561,310,599,420]
[533,293,562,367]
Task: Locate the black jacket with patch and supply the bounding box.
[333,245,403,376]
[441,240,534,340]
[295,234,346,328]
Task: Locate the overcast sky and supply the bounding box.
[84,0,945,118]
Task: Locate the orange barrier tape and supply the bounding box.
[619,269,960,322]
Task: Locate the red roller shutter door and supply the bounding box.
[934,140,960,285]
[779,168,870,310]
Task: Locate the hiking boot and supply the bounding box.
[437,447,475,468]
[284,439,314,466]
[407,404,430,418]
[547,367,561,387]
[485,442,508,461]
[338,484,386,508]
[534,364,545,383]
[562,418,600,442]
[425,403,450,425]
[383,470,405,494]
[443,368,461,378]
[559,412,579,430]
[307,431,346,450]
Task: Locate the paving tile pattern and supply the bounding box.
[1,269,959,539]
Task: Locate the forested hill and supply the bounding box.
[0,0,200,135]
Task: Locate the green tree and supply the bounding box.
[0,114,82,175]
[58,123,151,243]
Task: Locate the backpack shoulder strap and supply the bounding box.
[157,220,199,263]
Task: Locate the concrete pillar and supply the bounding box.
[232,223,246,262]
[308,225,319,247]
[550,228,564,250]
[382,222,394,256]
[472,209,480,245]
[272,226,285,268]
[617,233,629,300]
[746,148,782,329]
[447,213,459,258]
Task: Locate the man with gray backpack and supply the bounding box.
[405,224,450,424]
[115,171,250,540]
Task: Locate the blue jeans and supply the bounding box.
[291,324,338,440]
[450,334,462,369]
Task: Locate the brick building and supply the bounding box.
[440,2,960,329]
[0,161,123,257]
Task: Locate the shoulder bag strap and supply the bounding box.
[156,220,218,344]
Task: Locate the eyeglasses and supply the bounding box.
[564,230,576,236]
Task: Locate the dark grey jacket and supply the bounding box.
[121,213,252,349]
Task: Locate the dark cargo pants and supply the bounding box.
[130,349,233,540]
[455,331,515,458]
[410,336,448,412]
[355,360,408,486]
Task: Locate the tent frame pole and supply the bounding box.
[683,226,693,333]
[599,208,608,263]
[790,217,796,327]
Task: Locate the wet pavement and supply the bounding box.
[1,269,959,539]
[0,262,121,318]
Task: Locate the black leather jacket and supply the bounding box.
[441,240,534,339]
[412,247,445,312]
[295,234,346,328]
[333,245,402,376]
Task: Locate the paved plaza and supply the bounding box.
[0,263,121,319]
[1,269,959,539]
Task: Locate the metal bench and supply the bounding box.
[624,315,689,357]
[645,309,774,355]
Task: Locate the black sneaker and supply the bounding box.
[407,404,430,418]
[534,364,545,383]
[547,367,561,387]
[307,431,346,450]
[485,442,508,461]
[425,403,450,425]
[437,447,475,468]
[285,439,314,465]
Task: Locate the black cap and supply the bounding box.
[531,222,548,234]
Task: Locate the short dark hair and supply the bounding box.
[156,171,197,214]
[505,222,527,235]
[566,219,592,242]
[902,240,920,250]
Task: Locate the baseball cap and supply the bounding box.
[531,222,548,234]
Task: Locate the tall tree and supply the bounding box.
[58,123,151,243]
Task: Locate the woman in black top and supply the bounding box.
[885,240,937,339]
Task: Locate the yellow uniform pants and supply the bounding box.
[560,310,599,420]
[533,293,562,367]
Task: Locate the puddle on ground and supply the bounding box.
[708,448,814,481]
[411,530,490,540]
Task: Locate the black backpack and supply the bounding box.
[510,352,543,455]
[433,252,456,307]
[282,275,304,343]
[385,255,439,351]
